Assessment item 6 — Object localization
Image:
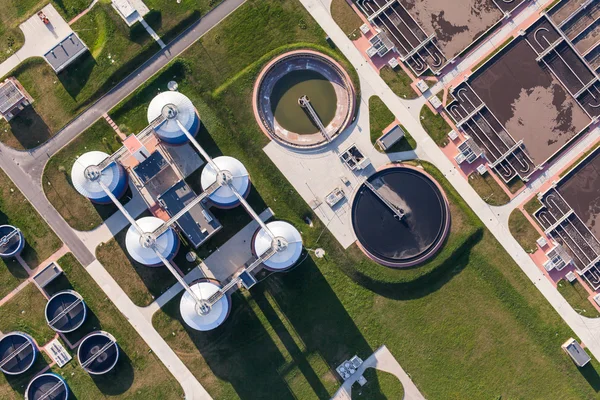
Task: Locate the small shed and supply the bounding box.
[562,338,591,367]
[0,78,32,121]
[377,124,405,151]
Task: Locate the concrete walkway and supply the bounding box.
[0,4,73,78]
[299,0,600,363]
[139,18,166,48]
[331,345,425,400]
[86,260,212,399]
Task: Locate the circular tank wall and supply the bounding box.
[147,91,200,145]
[253,50,356,149]
[180,280,231,331]
[0,332,36,375]
[25,373,69,400]
[0,225,24,258]
[252,221,303,271]
[125,217,179,266]
[71,151,129,204]
[77,331,119,375]
[200,156,251,208]
[351,165,450,268]
[45,290,87,333]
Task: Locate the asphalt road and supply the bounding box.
[0,0,247,267]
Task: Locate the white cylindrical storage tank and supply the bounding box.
[180,280,231,331]
[252,221,303,271]
[125,217,179,266]
[201,156,251,208]
[0,332,37,375]
[77,331,119,375]
[45,290,87,333]
[147,91,200,145]
[25,373,69,400]
[71,151,128,204]
[0,225,24,258]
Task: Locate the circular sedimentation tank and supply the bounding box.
[0,332,37,375]
[0,225,24,258]
[125,217,179,266]
[200,156,251,208]
[45,290,87,333]
[147,91,200,145]
[77,331,119,375]
[180,280,231,331]
[253,50,356,148]
[252,221,303,271]
[71,151,129,204]
[25,373,69,400]
[351,165,450,268]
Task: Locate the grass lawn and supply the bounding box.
[351,368,404,399]
[468,172,510,206]
[43,119,126,231]
[330,0,362,40]
[380,65,417,99]
[0,283,55,345]
[0,0,89,64]
[0,168,61,271]
[420,105,450,147]
[144,0,216,44]
[369,96,415,153]
[524,196,542,216]
[508,209,539,253]
[91,0,600,397]
[0,253,184,400]
[0,2,160,149]
[506,176,525,194]
[557,279,600,318]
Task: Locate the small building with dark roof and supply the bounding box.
[0,78,33,121]
[44,33,88,73]
[562,338,591,367]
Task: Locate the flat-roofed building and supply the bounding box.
[111,0,141,26]
[44,33,88,73]
[0,78,33,121]
[562,338,591,367]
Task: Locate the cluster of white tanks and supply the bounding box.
[71,91,304,332]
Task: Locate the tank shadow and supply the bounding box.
[90,350,135,395]
[3,355,49,395]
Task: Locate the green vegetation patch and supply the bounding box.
[351,368,404,399]
[0,168,61,270]
[380,65,417,99]
[43,119,124,231]
[330,0,363,40]
[369,96,415,152]
[143,0,215,44]
[42,253,182,400]
[508,209,539,253]
[0,2,160,149]
[0,283,55,345]
[557,279,600,318]
[524,196,542,216]
[419,104,451,146]
[110,0,600,397]
[468,172,510,206]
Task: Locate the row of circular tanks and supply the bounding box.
[71,91,304,332]
[0,290,116,399]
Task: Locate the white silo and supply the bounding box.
[252,221,303,271]
[71,151,128,204]
[125,217,179,266]
[147,91,200,145]
[200,156,250,208]
[180,280,231,331]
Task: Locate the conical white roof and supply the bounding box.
[180,281,230,331]
[71,151,124,200]
[254,221,303,270]
[147,91,197,140]
[125,217,178,266]
[201,156,250,206]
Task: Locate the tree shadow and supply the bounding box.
[90,350,134,395]
[335,228,483,301]
[57,52,97,99]
[579,363,600,392]
[7,107,52,149]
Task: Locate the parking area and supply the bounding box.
[0,4,74,77]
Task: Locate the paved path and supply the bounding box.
[87,260,212,399]
[299,0,600,363]
[330,345,425,400]
[0,4,73,78]
[0,0,248,397]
